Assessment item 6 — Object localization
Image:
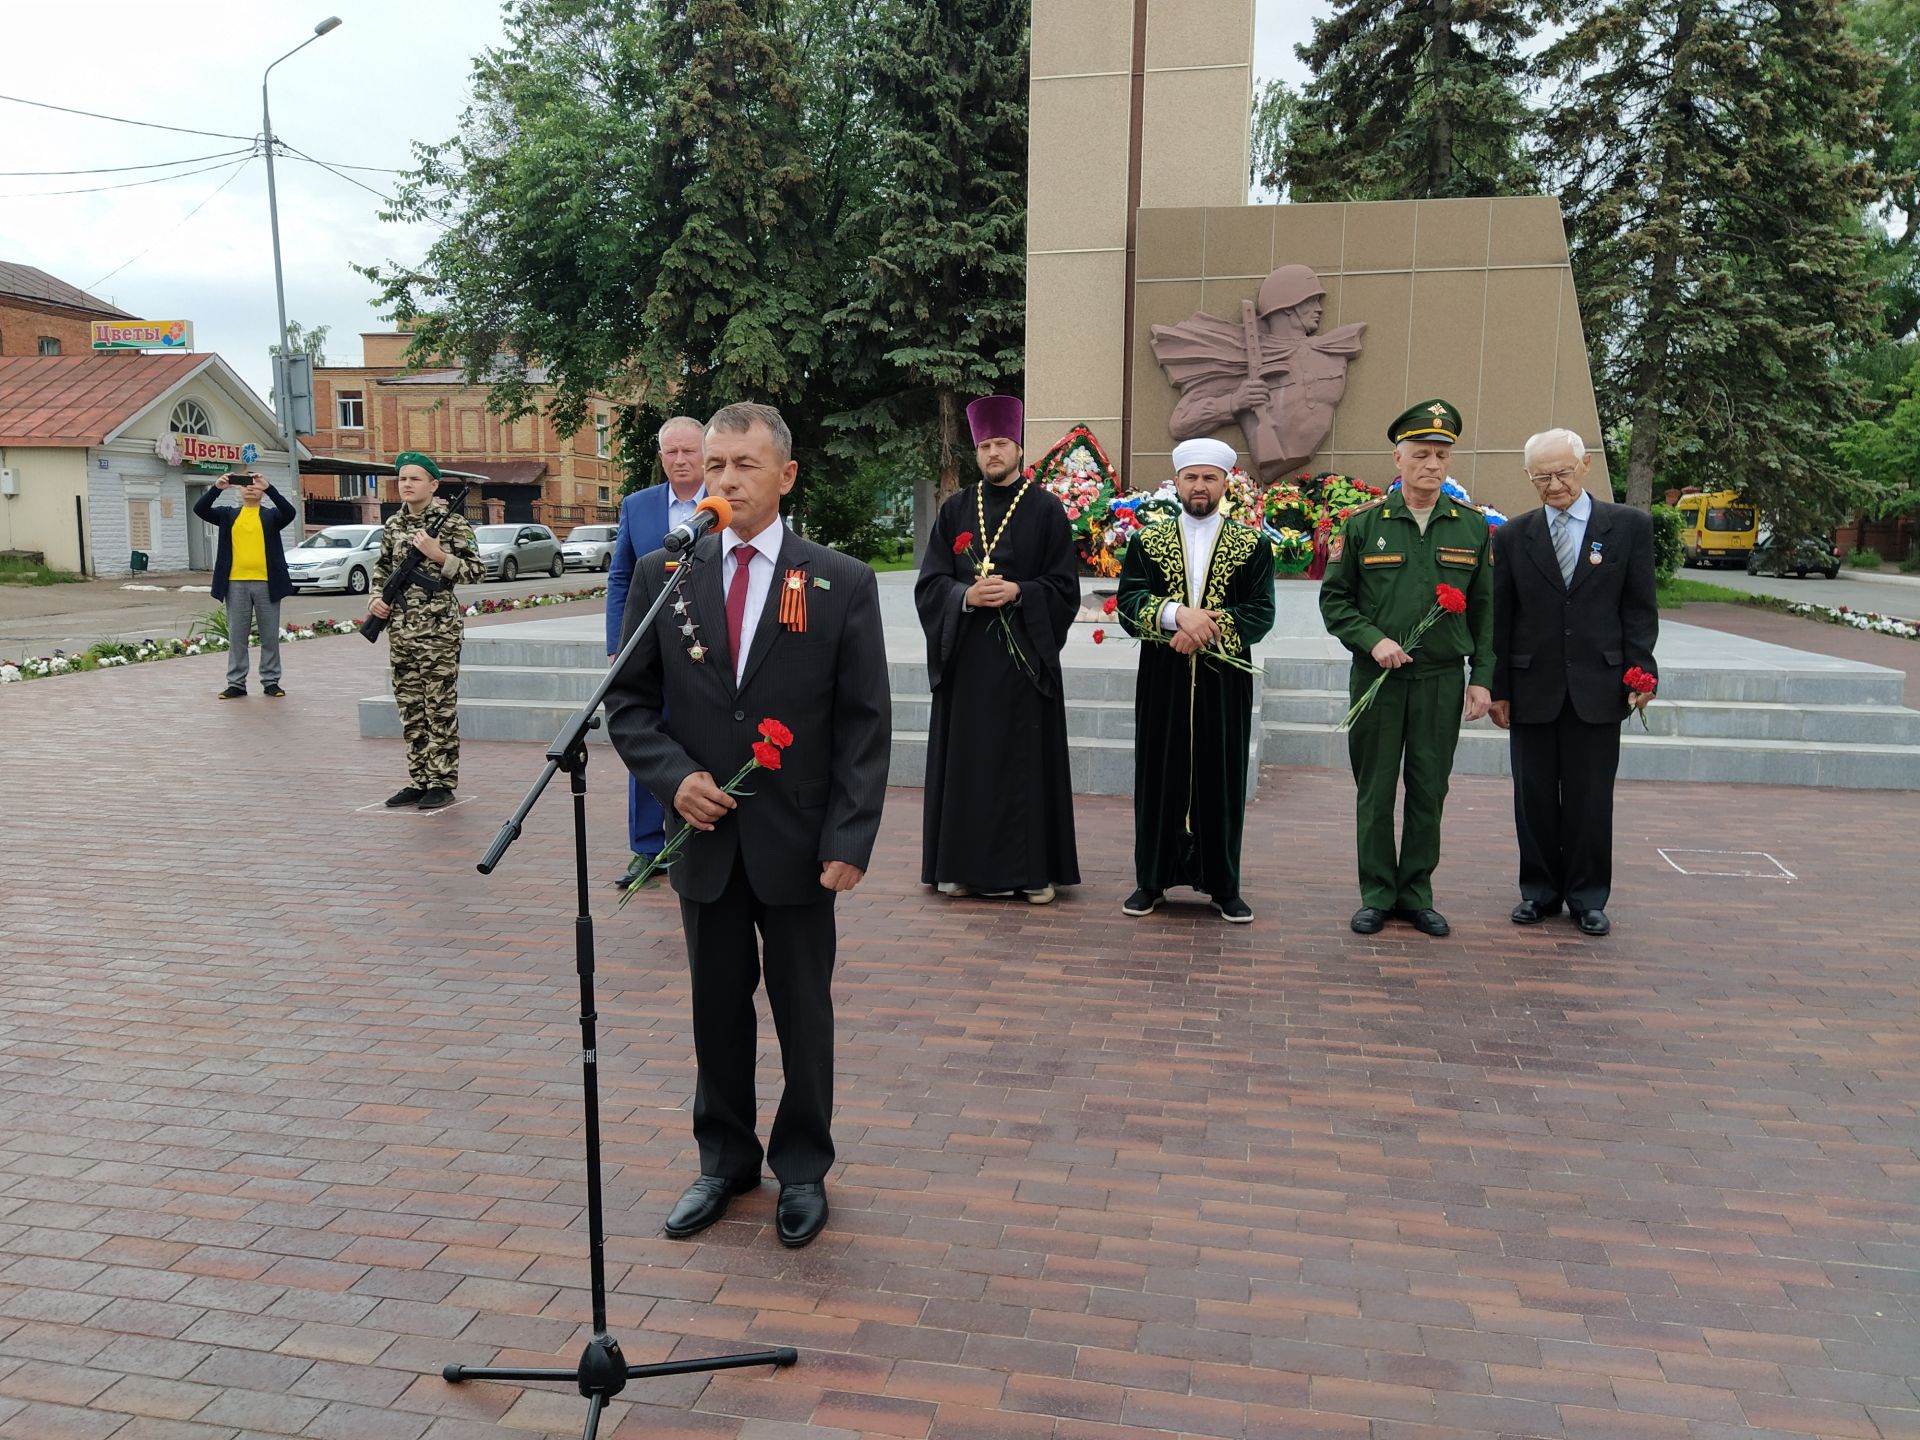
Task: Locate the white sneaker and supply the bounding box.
[1025,884,1056,905]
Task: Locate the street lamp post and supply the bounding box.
[261,16,341,498]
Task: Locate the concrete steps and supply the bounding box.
[358,612,1920,792]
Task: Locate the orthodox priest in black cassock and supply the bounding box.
[915,395,1082,900]
[1115,437,1275,923]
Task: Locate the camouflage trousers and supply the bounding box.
[390,628,462,788]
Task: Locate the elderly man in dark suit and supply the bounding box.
[605,402,890,1249]
[1490,429,1658,937]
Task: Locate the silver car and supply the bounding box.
[561,524,618,572]
[287,525,381,594]
[475,523,565,581]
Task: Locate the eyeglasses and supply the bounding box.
[1526,467,1579,487]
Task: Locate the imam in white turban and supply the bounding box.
[1170,437,1237,474]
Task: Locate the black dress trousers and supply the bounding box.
[1509,695,1623,913]
[679,852,838,1185]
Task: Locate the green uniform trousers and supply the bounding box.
[1346,664,1464,911]
[390,628,462,789]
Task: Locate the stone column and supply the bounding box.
[1024,0,1254,483]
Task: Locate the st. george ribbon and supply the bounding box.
[663,494,733,552]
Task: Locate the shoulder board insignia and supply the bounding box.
[1347,497,1385,516]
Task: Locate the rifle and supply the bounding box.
[360,483,474,642]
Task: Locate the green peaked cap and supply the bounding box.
[1387,399,1462,446]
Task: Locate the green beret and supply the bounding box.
[1388,399,1462,446]
[394,451,441,480]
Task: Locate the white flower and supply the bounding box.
[0,665,19,683]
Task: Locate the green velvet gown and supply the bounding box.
[1116,515,1275,899]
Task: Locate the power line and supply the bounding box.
[276,141,454,230]
[0,92,255,142]
[86,157,257,292]
[0,147,254,177]
[0,155,261,200]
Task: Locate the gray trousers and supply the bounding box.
[224,580,283,688]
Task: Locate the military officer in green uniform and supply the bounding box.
[1319,400,1494,937]
[368,453,485,810]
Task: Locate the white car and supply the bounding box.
[287,525,382,594]
[561,524,618,572]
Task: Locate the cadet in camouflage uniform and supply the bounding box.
[1319,400,1495,938]
[369,453,484,809]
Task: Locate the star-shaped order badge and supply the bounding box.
[672,593,708,663]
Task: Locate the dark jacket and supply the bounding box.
[1492,498,1659,725]
[603,528,892,907]
[190,484,298,602]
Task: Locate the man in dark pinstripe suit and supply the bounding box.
[606,403,891,1249]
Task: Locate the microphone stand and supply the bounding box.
[446,542,795,1439]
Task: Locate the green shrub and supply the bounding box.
[1650,504,1684,582]
[1902,542,1920,574]
[1846,548,1883,569]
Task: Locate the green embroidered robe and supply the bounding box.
[1115,515,1275,897]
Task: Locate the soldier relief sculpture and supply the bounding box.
[1151,264,1366,482]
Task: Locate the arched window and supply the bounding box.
[169,399,214,435]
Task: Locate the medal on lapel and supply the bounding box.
[1589,540,1603,566]
[672,593,708,663]
[779,568,808,632]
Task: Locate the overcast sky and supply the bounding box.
[2,1,1312,406]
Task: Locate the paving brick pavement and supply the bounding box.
[1,624,1916,1439]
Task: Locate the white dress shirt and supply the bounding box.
[720,513,785,685]
[666,482,707,535]
[1548,486,1594,562]
[1160,509,1227,630]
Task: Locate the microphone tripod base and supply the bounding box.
[445,1335,795,1438]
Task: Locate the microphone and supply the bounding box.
[663,494,733,553]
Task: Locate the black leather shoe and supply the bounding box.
[1211,895,1253,924]
[217,685,246,700]
[663,1174,759,1239]
[775,1182,829,1248]
[1350,906,1389,934]
[1121,888,1163,917]
[1573,908,1611,936]
[385,786,424,807]
[1511,899,1563,925]
[609,855,659,890]
[1396,907,1451,936]
[416,787,455,810]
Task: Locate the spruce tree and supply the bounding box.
[1286,0,1538,202]
[830,0,1029,533]
[1540,0,1882,528]
[639,0,823,417]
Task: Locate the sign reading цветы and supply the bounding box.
[91,319,193,351]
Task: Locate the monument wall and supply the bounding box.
[1128,196,1608,520]
[1023,0,1256,469]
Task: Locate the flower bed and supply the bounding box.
[1786,601,1920,639]
[1,586,612,683]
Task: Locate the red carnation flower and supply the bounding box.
[1091,628,1106,644]
[1623,666,1657,695]
[1102,596,1118,615]
[751,740,783,771]
[1435,583,1468,615]
[757,717,793,748]
[952,531,975,554]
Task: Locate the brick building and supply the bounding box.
[0,262,134,358]
[300,333,622,530]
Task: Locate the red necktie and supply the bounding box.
[725,542,756,666]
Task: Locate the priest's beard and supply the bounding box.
[1183,493,1222,518]
[980,456,1023,486]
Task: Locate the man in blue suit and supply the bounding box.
[605,415,707,887]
